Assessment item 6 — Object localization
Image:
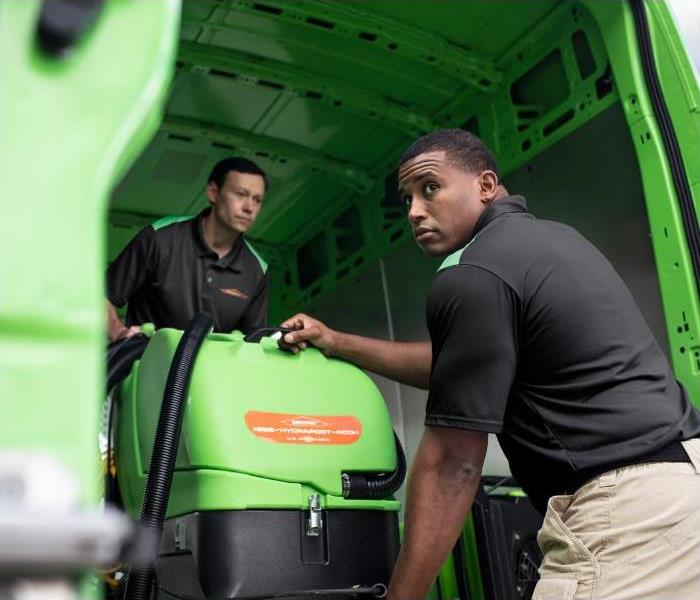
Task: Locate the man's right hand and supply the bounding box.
[111,325,142,342]
[279,313,338,356]
[279,313,431,389]
[107,300,143,343]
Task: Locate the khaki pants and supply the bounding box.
[533,439,700,600]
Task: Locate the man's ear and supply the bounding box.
[205,181,218,205]
[479,170,499,201]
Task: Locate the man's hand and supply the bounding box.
[279,313,339,355]
[107,300,142,342]
[112,324,142,342]
[279,313,431,388]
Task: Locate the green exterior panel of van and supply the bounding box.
[0,0,181,502]
[583,0,699,402]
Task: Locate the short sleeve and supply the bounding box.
[237,272,270,334]
[106,226,157,307]
[425,265,519,433]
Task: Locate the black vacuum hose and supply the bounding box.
[105,334,151,508]
[123,313,213,600]
[107,334,150,393]
[342,431,406,499]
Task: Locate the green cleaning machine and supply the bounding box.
[110,316,404,599]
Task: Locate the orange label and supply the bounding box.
[245,411,362,445]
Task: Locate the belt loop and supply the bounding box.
[598,469,617,488]
[681,439,700,474]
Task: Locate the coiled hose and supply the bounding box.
[105,334,151,506]
[107,334,151,393]
[342,431,406,499]
[123,313,213,600]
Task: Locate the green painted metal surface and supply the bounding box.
[115,329,399,517]
[582,0,699,402]
[192,0,502,93]
[462,515,486,600]
[176,39,438,136]
[0,0,181,505]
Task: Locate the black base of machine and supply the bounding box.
[471,477,544,600]
[156,509,399,599]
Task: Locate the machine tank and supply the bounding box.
[114,328,400,599]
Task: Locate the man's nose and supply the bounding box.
[407,198,426,225]
[242,198,253,213]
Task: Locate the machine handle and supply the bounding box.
[243,327,293,343]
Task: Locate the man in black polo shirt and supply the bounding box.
[281,130,700,599]
[107,157,269,339]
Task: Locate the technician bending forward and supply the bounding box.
[281,129,700,600]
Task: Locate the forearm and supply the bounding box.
[388,429,486,600]
[330,334,431,389]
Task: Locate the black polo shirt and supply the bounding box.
[425,195,700,512]
[107,209,269,334]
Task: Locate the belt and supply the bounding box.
[566,439,691,494]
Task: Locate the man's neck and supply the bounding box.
[202,212,240,259]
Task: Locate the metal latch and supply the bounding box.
[305,493,323,537]
[174,520,187,552]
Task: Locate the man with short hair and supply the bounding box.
[281,129,700,600]
[107,156,269,340]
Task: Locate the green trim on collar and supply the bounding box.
[244,239,268,274]
[437,226,489,272]
[437,246,465,272]
[151,215,194,230]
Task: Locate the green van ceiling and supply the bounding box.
[109,0,616,317]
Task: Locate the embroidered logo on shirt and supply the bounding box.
[219,287,249,300]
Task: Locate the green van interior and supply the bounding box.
[108,0,699,370]
[106,0,699,470]
[1,1,698,598]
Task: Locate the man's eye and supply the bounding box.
[401,194,412,208]
[424,183,439,195]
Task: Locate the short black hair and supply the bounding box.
[399,129,499,177]
[207,157,267,189]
